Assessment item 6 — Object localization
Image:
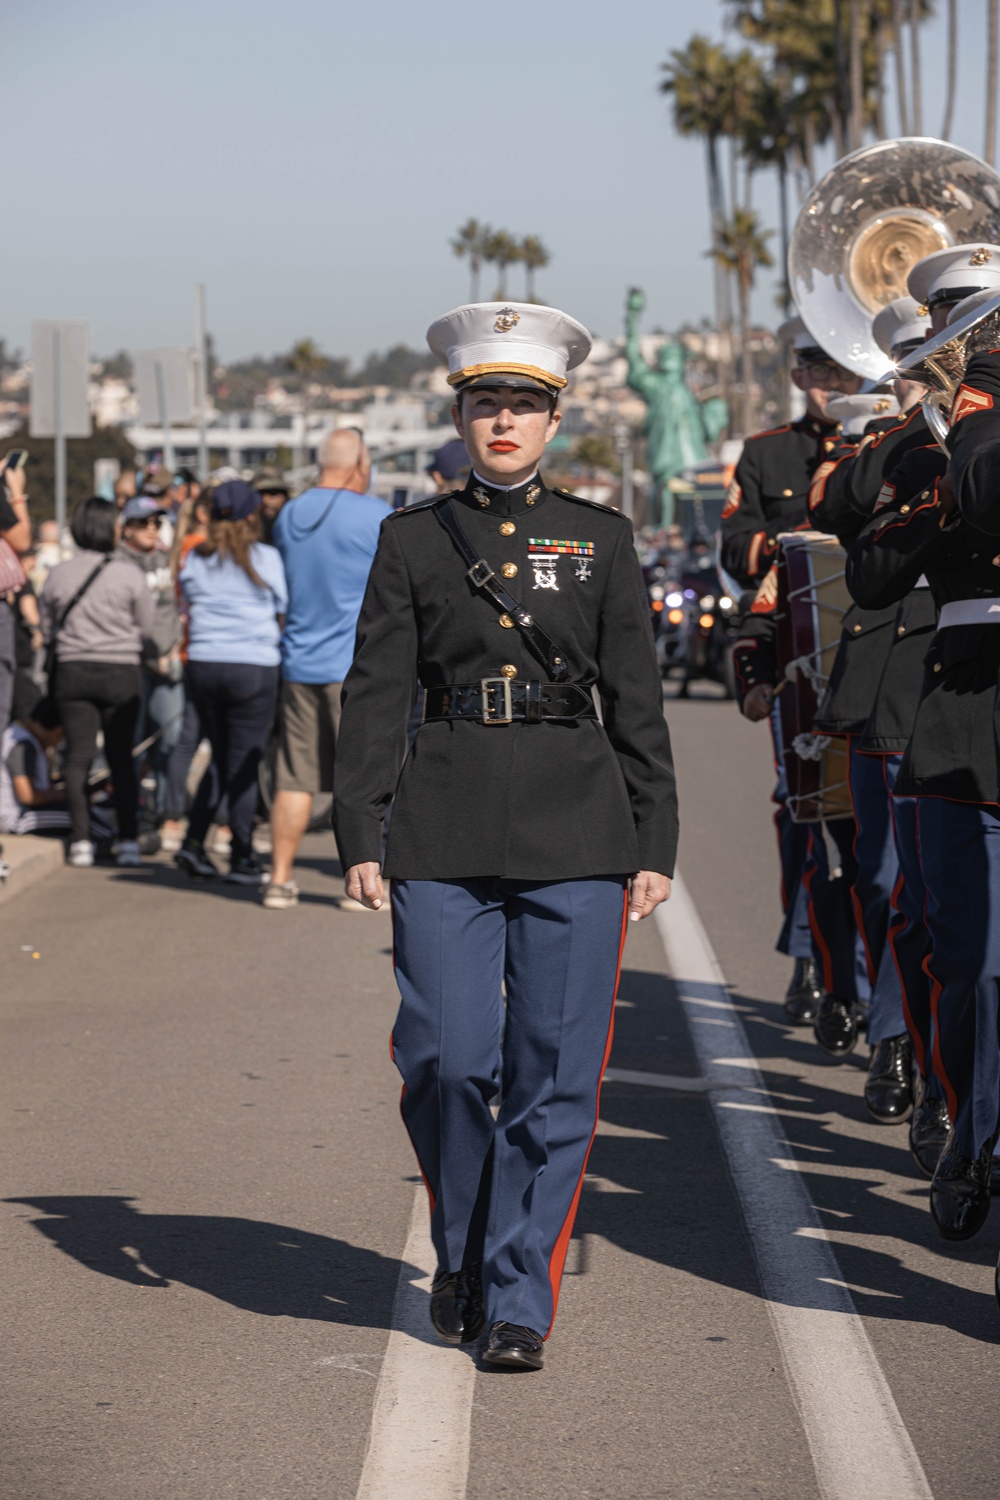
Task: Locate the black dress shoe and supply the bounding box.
[930,1130,998,1241]
[482,1321,544,1371]
[784,957,822,1025]
[864,1033,914,1123]
[813,994,859,1058]
[429,1263,484,1345]
[909,1082,950,1178]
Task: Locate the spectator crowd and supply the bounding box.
[0,427,424,908]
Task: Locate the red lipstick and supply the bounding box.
[488,441,519,452]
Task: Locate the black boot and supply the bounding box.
[813,993,859,1058]
[864,1033,914,1123]
[430,1262,485,1345]
[784,957,822,1025]
[930,1130,998,1241]
[909,1078,950,1178]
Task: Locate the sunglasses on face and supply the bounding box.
[133,517,161,529]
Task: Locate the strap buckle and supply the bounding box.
[467,558,495,588]
[480,677,513,725]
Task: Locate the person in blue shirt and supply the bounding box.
[176,479,287,886]
[264,429,387,909]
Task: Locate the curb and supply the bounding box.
[0,835,66,910]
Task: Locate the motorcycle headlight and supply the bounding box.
[667,608,684,625]
[666,591,683,608]
[699,595,715,610]
[719,596,734,610]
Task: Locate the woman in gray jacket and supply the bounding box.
[41,497,154,868]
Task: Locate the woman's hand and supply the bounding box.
[628,871,672,921]
[345,861,384,910]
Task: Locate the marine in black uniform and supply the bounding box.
[847,302,1000,1238]
[805,300,934,1111]
[333,301,678,1369]
[724,321,862,1025]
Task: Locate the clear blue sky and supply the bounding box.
[2,0,995,363]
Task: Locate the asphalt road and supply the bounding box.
[2,689,997,1499]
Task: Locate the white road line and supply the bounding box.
[355,1189,475,1500]
[656,874,934,1500]
[603,1066,717,1092]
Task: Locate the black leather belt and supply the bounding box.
[424,680,597,725]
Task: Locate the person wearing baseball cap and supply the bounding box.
[118,495,183,837]
[333,301,677,1371]
[176,479,287,886]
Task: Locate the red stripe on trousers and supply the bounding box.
[544,887,629,1339]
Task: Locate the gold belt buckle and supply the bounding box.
[480,677,513,724]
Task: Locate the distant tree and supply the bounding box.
[0,339,24,373]
[3,421,137,523]
[483,230,521,298]
[451,218,488,301]
[710,208,774,434]
[519,236,551,301]
[98,350,133,379]
[358,344,437,388]
[575,433,618,472]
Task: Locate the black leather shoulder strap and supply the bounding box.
[434,498,571,682]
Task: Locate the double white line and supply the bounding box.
[355,874,933,1500]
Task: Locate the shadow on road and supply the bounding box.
[4,1196,408,1327]
[108,863,343,908]
[579,964,1000,1347]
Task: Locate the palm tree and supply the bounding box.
[741,75,799,314]
[483,230,521,299]
[287,338,325,470]
[988,0,999,166]
[941,0,957,140]
[520,236,551,301]
[451,219,487,301]
[710,209,774,435]
[660,36,737,407]
[908,0,922,133]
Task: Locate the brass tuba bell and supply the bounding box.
[789,137,1000,379]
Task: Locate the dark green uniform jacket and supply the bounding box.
[332,474,679,881]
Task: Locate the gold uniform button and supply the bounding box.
[498,613,515,629]
[900,504,910,514]
[823,439,836,452]
[501,562,518,579]
[783,488,793,497]
[500,664,518,679]
[933,662,942,672]
[897,626,906,636]
[499,521,516,536]
[852,623,863,633]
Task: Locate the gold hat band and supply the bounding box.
[448,361,568,391]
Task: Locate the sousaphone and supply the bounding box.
[789,137,1000,379]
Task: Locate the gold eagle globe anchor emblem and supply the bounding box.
[494,307,521,333]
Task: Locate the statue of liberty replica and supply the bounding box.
[624,287,728,527]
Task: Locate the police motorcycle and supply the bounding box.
[674,538,738,698]
[643,555,687,679]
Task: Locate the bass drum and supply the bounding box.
[257,726,333,834]
[774,532,853,824]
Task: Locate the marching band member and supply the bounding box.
[805,302,932,1108]
[847,285,1000,1238]
[333,302,678,1369]
[723,320,861,1023]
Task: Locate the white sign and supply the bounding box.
[134,348,196,425]
[30,320,92,439]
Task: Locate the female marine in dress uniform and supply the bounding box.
[333,302,678,1369]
